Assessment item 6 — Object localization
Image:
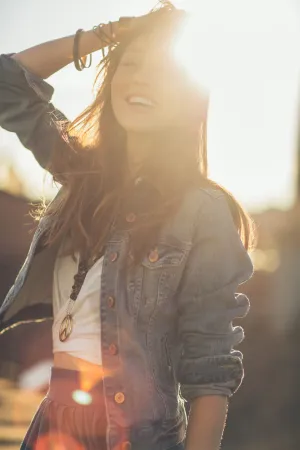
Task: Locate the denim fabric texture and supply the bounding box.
[0,54,254,450]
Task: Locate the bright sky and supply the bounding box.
[0,0,299,212]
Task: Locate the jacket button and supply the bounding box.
[148,248,159,263]
[110,252,118,262]
[107,296,115,308]
[114,392,125,404]
[109,343,118,355]
[121,442,132,450]
[125,212,136,223]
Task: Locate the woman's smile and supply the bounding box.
[126,95,156,107]
[125,94,157,114]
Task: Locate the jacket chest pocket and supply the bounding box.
[138,244,188,321]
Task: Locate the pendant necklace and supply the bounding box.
[59,253,102,343]
[59,209,118,343]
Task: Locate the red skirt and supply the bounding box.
[20,367,107,450]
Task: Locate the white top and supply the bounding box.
[52,242,103,366]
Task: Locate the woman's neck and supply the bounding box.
[126,132,154,177]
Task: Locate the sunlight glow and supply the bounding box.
[173,0,300,210]
[174,0,300,92]
[34,432,84,450]
[1,0,299,210]
[251,248,280,273]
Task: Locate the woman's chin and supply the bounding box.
[120,121,160,133]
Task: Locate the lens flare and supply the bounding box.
[72,389,92,405]
[33,432,84,450]
[172,0,300,210]
[173,14,220,91]
[173,0,300,92]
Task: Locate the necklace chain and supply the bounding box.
[59,214,117,343]
[58,251,103,342]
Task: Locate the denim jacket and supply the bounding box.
[0,54,254,450]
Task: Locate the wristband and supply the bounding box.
[73,29,92,71]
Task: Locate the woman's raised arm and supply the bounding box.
[0,24,118,182]
[11,25,117,79]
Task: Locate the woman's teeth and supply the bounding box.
[127,96,155,107]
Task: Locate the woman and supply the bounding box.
[0,2,254,450]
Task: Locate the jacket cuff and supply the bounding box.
[178,353,244,401]
[181,381,238,402]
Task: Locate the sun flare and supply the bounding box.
[173,0,299,92]
[173,0,300,209]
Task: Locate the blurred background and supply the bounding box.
[0,0,300,448]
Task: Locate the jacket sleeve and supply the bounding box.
[176,189,254,401]
[0,53,73,172]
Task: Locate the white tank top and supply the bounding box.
[52,241,103,366]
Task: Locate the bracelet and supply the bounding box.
[73,29,92,71]
[93,24,112,44]
[93,17,134,46]
[92,17,134,60]
[92,23,117,60]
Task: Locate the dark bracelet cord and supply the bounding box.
[73,29,92,71]
[92,23,117,59]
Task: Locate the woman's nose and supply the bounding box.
[131,59,154,85]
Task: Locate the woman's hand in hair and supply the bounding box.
[115,7,186,42]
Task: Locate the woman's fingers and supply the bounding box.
[116,8,187,42]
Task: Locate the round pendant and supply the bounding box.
[59,314,73,342]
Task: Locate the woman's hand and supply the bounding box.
[113,8,186,42]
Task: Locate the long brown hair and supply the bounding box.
[37,1,255,265]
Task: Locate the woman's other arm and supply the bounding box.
[175,189,254,450]
[185,396,228,450]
